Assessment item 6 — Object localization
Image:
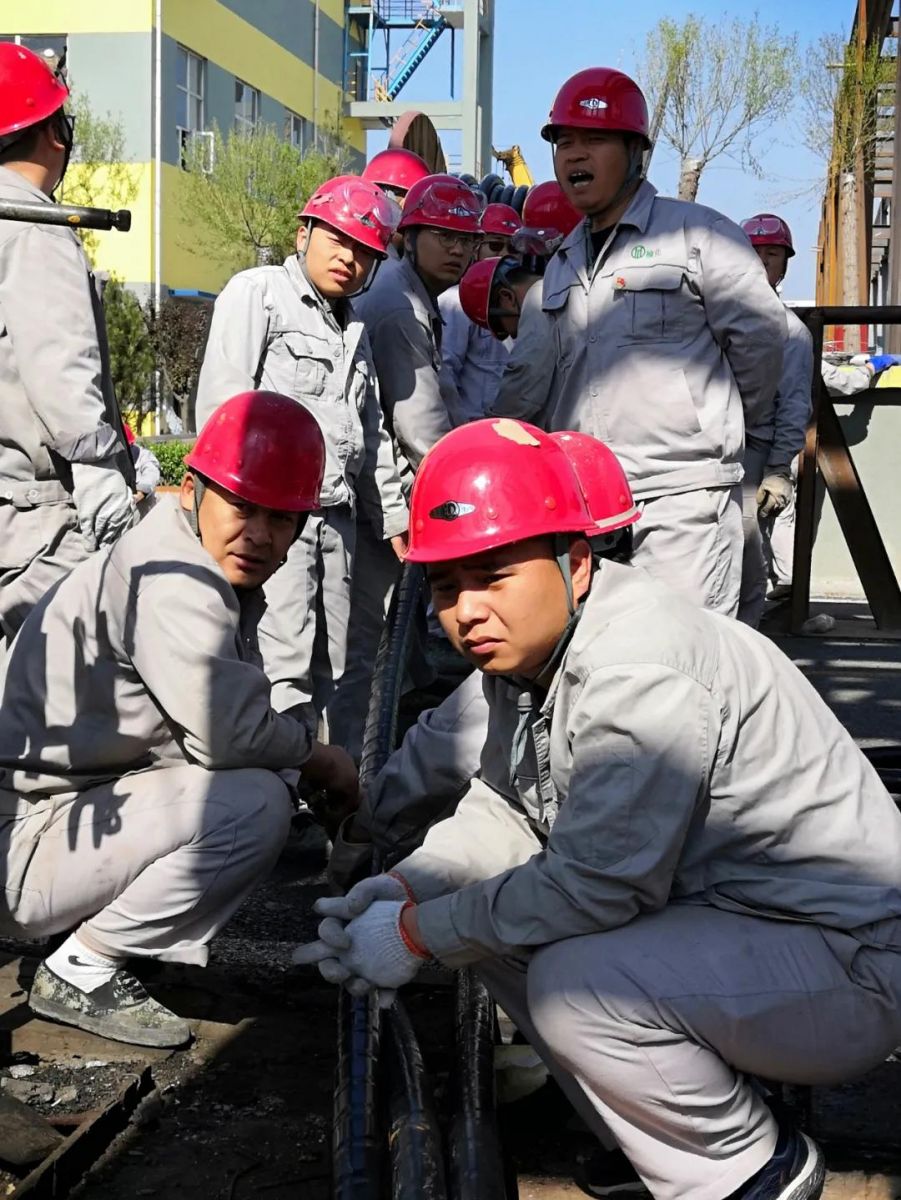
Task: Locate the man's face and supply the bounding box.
[478,234,513,261]
[180,475,301,589]
[755,244,788,290]
[553,128,631,215]
[297,222,376,298]
[408,227,476,292]
[428,536,591,677]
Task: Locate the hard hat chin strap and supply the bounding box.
[298,220,382,298]
[189,473,206,540]
[583,136,645,229]
[554,533,576,617]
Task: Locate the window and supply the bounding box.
[286,111,312,154]
[234,79,260,134]
[176,45,206,167]
[0,33,67,70]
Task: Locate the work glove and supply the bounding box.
[292,900,427,1007]
[316,872,410,922]
[867,354,901,373]
[71,461,136,550]
[327,814,375,895]
[756,468,794,518]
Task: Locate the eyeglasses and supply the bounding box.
[429,229,478,251]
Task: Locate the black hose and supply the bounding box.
[0,198,131,231]
[332,563,428,1199]
[384,1002,448,1199]
[447,971,512,1199]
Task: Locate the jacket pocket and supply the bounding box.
[272,328,333,398]
[614,263,686,345]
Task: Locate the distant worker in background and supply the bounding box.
[123,425,162,512]
[737,214,813,627]
[333,175,483,759]
[439,203,522,426]
[361,147,430,258]
[493,68,787,616]
[195,177,408,740]
[0,44,135,649]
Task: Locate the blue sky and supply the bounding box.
[367,0,858,300]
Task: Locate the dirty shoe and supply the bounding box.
[29,961,191,1049]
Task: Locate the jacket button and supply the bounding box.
[26,489,38,501]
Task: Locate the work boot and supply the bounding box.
[575,1148,647,1197]
[728,1127,825,1200]
[29,961,192,1049]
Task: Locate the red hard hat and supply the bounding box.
[123,424,136,446]
[480,203,522,237]
[521,182,582,238]
[459,256,514,336]
[0,43,69,139]
[185,391,325,512]
[299,174,401,258]
[397,173,485,234]
[740,213,795,259]
[550,431,639,536]
[541,68,650,146]
[362,147,430,195]
[405,418,592,564]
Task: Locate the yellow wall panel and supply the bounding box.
[0,0,152,34]
[160,163,234,294]
[66,162,154,282]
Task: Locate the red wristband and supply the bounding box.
[398,901,431,960]
[387,870,417,903]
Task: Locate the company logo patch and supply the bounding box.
[448,205,480,219]
[579,97,608,113]
[630,244,661,259]
[430,501,476,521]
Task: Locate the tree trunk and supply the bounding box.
[677,157,703,201]
[839,170,862,354]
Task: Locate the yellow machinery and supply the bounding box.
[493,145,534,188]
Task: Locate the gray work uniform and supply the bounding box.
[195,255,407,730]
[0,500,310,963]
[739,305,813,626]
[334,256,452,758]
[493,181,787,616]
[392,562,901,1200]
[438,285,511,425]
[0,167,135,646]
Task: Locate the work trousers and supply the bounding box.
[0,501,89,649]
[0,764,292,964]
[259,504,356,731]
[327,515,401,760]
[487,906,901,1200]
[737,442,770,628]
[632,485,743,617]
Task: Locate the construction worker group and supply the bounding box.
[1,45,899,1200]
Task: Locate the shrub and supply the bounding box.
[151,439,193,486]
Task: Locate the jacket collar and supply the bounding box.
[0,165,51,204]
[398,252,441,320]
[551,179,659,287]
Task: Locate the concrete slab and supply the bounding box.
[516,1172,901,1198]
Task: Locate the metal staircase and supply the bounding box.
[347,1,455,103]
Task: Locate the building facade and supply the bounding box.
[1,1,366,297]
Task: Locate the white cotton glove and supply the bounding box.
[315,872,409,922]
[756,468,794,518]
[71,460,136,549]
[293,900,426,1005]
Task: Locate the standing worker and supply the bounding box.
[361,147,430,258]
[299,419,901,1200]
[0,44,135,648]
[333,174,483,758]
[439,203,522,426]
[195,176,408,736]
[493,68,787,616]
[0,392,357,1049]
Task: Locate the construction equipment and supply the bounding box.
[492,146,534,188]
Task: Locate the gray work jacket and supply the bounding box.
[0,499,312,804]
[497,181,787,499]
[195,255,407,540]
[353,255,451,477]
[0,167,134,543]
[755,305,813,468]
[438,285,511,425]
[398,563,901,967]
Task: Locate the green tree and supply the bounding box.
[145,296,212,431]
[103,276,155,421]
[637,14,798,201]
[57,90,140,262]
[180,122,348,273]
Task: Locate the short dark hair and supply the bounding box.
[0,112,56,165]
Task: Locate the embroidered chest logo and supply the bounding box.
[430,501,476,521]
[630,244,661,260]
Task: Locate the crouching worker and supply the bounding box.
[297,418,901,1200]
[0,391,358,1049]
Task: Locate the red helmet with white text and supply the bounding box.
[541,68,650,146]
[362,147,430,197]
[480,203,522,238]
[397,174,485,234]
[740,213,795,259]
[185,391,325,512]
[550,431,639,536]
[521,181,582,237]
[405,419,592,563]
[299,175,401,258]
[0,42,68,140]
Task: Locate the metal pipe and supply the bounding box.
[447,970,510,1199]
[384,1002,448,1199]
[0,198,131,232]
